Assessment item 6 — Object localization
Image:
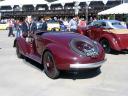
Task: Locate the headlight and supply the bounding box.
[70,38,99,57]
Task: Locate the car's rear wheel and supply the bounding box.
[43,51,60,79]
[16,43,23,58]
[100,39,111,53]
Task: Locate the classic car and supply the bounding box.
[47,20,60,31]
[0,22,9,30]
[77,20,128,53]
[14,31,106,79]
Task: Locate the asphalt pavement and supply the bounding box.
[0,30,128,96]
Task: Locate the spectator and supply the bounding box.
[60,21,66,32]
[8,19,15,37]
[78,18,87,27]
[63,18,69,31]
[68,16,79,32]
[15,20,22,37]
[40,18,47,31]
[22,16,37,38]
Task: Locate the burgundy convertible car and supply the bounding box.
[77,20,128,53]
[14,31,106,79]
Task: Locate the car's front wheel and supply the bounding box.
[100,39,111,53]
[43,51,60,79]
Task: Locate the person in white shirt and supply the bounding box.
[68,16,79,32]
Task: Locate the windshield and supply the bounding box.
[111,22,121,26]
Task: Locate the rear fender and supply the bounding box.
[100,34,121,51]
[42,43,75,69]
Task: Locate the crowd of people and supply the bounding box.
[1,15,128,38]
[4,15,88,38]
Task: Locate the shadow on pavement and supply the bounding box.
[22,57,44,71]
[59,69,101,80]
[22,57,101,80]
[110,50,128,55]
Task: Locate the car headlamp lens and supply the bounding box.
[70,38,99,57]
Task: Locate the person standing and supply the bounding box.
[78,18,87,27]
[68,16,79,32]
[8,19,15,37]
[40,18,47,31]
[22,16,37,38]
[15,20,22,37]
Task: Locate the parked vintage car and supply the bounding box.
[14,31,106,79]
[77,20,128,53]
[47,20,60,31]
[0,22,9,30]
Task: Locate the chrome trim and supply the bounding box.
[70,59,106,69]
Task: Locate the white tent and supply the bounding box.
[98,3,128,15]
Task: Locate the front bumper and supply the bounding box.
[70,59,106,69]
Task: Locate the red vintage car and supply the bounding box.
[77,20,128,53]
[14,31,106,79]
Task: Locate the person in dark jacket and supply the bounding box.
[40,18,47,31]
[22,16,37,38]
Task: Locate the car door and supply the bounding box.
[34,32,44,57]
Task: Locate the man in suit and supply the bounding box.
[22,16,37,38]
[40,18,47,31]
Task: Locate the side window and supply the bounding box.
[93,22,102,28]
[93,21,98,26]
[101,22,106,27]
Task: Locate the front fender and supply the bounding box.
[100,34,121,51]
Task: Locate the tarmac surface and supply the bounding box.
[0,30,128,96]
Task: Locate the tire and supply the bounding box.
[16,43,23,58]
[43,51,60,79]
[100,39,111,53]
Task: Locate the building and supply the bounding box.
[0,0,122,19]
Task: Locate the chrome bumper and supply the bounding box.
[70,59,106,69]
